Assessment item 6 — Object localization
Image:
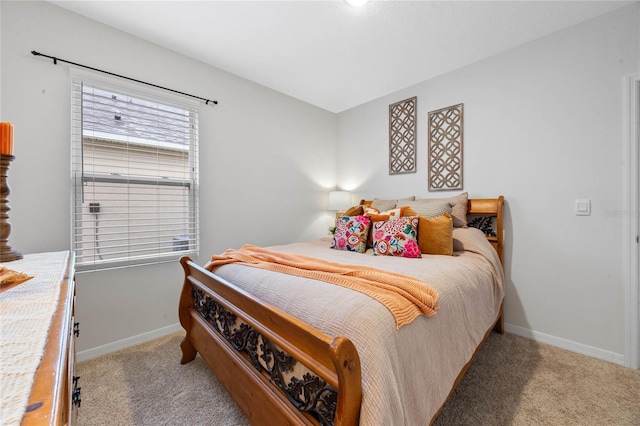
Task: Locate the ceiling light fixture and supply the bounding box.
[345,0,370,7]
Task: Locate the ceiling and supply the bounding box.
[49,0,635,113]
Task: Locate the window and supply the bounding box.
[71,77,199,271]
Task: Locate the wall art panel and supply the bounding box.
[428,103,463,191]
[389,96,417,175]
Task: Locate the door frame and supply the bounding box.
[623,73,639,369]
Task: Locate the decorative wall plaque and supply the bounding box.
[389,96,417,175]
[428,103,463,191]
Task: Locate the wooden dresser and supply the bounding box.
[0,251,79,425]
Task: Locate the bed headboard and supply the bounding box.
[358,195,504,265]
[467,196,504,265]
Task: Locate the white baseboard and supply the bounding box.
[505,323,625,366]
[76,323,183,363]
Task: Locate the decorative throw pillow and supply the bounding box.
[417,212,453,255]
[331,215,371,253]
[403,200,453,219]
[364,207,410,248]
[364,206,401,217]
[372,216,421,258]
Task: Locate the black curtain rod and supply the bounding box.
[31,50,218,106]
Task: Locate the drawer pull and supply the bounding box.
[73,322,80,337]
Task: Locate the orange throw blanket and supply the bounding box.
[206,245,439,328]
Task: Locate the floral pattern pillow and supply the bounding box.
[372,216,421,258]
[331,215,371,253]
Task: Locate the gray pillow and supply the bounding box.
[410,192,468,227]
[370,196,416,212]
[402,200,453,219]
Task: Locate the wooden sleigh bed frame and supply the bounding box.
[179,196,504,426]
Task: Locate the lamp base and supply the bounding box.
[0,247,23,262]
[1,154,22,262]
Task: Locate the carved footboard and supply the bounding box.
[178,257,362,426]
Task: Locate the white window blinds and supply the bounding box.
[71,78,199,271]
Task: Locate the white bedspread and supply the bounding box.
[211,227,504,424]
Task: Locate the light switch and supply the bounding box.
[575,199,591,216]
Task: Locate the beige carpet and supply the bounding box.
[76,332,640,426]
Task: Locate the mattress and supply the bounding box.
[209,226,504,424]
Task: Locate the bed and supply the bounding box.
[178,195,504,425]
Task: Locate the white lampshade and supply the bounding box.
[328,191,352,211]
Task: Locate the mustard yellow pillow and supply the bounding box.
[400,206,418,217]
[417,213,453,255]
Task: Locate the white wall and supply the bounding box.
[337,4,640,363]
[0,1,338,352]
